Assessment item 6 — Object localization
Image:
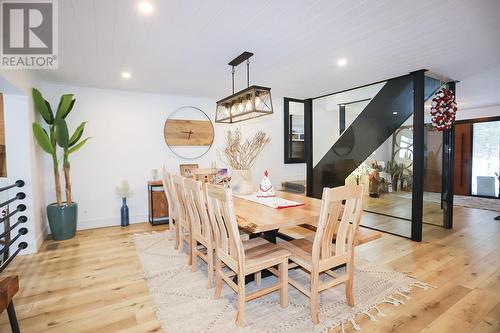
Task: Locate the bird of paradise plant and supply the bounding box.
[32,88,90,206]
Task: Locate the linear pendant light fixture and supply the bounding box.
[215,51,273,123]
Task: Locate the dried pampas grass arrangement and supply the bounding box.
[219,129,271,170]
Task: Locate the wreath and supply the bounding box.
[430,87,457,131]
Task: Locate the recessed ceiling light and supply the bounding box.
[121,71,131,79]
[138,1,153,14]
[337,58,347,66]
[392,111,398,115]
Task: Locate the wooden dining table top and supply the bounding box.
[234,191,322,234]
[233,190,382,245]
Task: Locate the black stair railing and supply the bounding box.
[0,179,28,333]
[311,75,441,198]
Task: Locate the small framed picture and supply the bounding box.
[179,164,199,178]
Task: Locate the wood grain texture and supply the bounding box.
[0,206,498,332]
[453,123,472,196]
[234,191,323,233]
[0,275,19,311]
[164,119,214,146]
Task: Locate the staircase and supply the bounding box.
[310,74,440,198]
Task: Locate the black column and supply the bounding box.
[305,98,313,197]
[411,70,425,242]
[442,81,456,229]
[339,104,346,135]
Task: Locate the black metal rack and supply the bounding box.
[0,180,28,333]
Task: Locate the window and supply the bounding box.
[472,120,500,197]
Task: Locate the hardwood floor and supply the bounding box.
[1,207,499,332]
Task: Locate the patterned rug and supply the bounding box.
[133,231,432,333]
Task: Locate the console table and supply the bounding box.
[147,180,169,225]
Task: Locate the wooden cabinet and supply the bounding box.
[148,180,169,225]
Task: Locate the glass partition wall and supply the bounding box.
[306,71,446,241]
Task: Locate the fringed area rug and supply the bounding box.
[133,231,434,333]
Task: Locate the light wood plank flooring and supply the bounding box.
[1,207,499,332]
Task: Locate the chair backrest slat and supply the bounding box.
[312,185,364,264]
[161,166,177,224]
[184,178,212,241]
[205,184,244,269]
[172,175,189,229]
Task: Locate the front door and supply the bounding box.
[453,123,472,195]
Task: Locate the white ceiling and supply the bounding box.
[35,0,500,105]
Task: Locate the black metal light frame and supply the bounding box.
[215,51,273,124]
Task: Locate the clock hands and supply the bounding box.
[181,130,194,140]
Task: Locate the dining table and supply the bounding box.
[233,190,382,245]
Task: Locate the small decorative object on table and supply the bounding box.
[257,170,276,198]
[351,162,370,186]
[219,129,270,195]
[179,164,199,178]
[116,180,133,227]
[368,161,382,198]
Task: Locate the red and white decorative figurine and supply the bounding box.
[430,86,457,131]
[257,170,276,198]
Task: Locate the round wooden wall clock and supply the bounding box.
[164,106,214,159]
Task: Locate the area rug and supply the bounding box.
[397,191,500,212]
[133,231,433,333]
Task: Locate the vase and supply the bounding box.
[47,202,78,240]
[121,197,129,227]
[230,169,254,195]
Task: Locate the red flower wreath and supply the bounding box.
[430,87,457,131]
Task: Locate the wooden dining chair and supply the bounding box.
[172,175,193,266]
[183,178,215,288]
[205,183,290,326]
[279,184,365,324]
[161,166,179,247]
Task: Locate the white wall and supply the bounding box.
[39,82,305,230]
[456,105,500,121]
[0,72,45,254]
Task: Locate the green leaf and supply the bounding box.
[32,88,54,124]
[69,121,87,147]
[68,137,90,154]
[55,118,69,149]
[50,125,57,147]
[32,123,54,154]
[55,94,75,119]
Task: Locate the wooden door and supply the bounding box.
[453,123,472,195]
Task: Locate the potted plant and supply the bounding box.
[385,160,403,192]
[219,129,270,195]
[32,88,90,240]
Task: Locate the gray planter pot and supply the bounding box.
[47,202,78,240]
